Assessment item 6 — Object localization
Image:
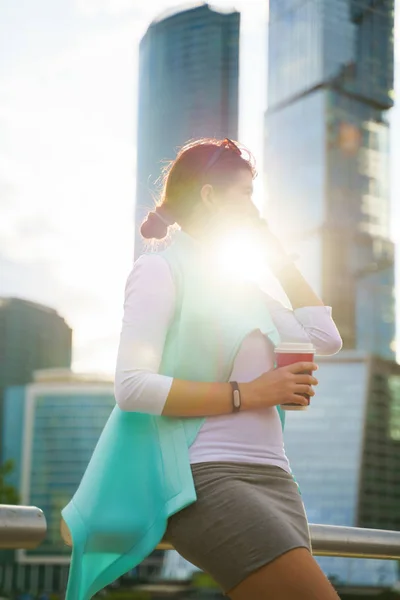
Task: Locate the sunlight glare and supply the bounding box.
[215,230,266,283]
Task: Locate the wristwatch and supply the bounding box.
[230,381,241,412]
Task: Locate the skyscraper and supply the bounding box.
[135,2,240,258]
[265,0,396,359]
[0,298,72,464]
[284,351,400,588]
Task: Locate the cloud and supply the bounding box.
[12,215,62,239]
[74,0,143,17]
[74,0,266,28]
[0,179,15,207]
[0,254,64,311]
[0,15,142,373]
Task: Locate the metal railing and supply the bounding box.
[309,524,400,560]
[159,523,400,561]
[0,504,47,549]
[2,505,400,562]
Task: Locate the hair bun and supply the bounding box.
[140,210,169,240]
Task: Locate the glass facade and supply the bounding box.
[357,361,400,531]
[268,0,394,112]
[323,91,395,357]
[284,357,367,528]
[325,93,391,236]
[266,0,396,360]
[346,0,395,109]
[1,385,25,493]
[356,266,396,360]
[284,353,399,586]
[265,89,326,237]
[268,0,324,109]
[135,4,240,258]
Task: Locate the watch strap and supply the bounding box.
[230,381,241,412]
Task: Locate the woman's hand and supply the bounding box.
[240,362,319,410]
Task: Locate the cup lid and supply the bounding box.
[274,342,315,353]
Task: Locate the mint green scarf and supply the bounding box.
[62,231,283,600]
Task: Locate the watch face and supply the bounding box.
[233,389,241,408]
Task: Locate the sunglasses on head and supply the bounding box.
[203,138,242,173]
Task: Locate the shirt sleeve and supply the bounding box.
[114,254,175,414]
[263,294,343,356]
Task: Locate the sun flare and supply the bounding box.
[215,230,266,283]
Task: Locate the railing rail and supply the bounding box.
[0,504,47,550]
[309,524,400,560]
[2,505,400,562]
[158,524,400,561]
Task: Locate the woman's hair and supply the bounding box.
[140,137,256,241]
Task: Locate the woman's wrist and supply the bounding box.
[269,252,299,276]
[252,219,297,275]
[272,262,325,309]
[238,381,256,411]
[162,380,235,417]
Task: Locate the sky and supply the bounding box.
[0,0,399,374]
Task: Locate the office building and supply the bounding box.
[0,298,72,464]
[135,2,240,257]
[284,351,400,588]
[265,0,396,359]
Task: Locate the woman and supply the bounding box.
[114,138,343,600]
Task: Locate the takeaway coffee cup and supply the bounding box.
[274,342,315,410]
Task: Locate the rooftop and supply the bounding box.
[33,368,113,385]
[150,2,238,26]
[0,296,58,315]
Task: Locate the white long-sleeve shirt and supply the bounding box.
[115,254,342,472]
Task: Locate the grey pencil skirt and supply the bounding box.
[164,462,312,594]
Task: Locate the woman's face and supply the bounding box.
[202,168,260,229]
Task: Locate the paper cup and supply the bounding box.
[275,342,315,411]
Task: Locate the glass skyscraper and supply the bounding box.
[135,3,240,258]
[284,351,400,588]
[265,0,396,359]
[0,298,72,464]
